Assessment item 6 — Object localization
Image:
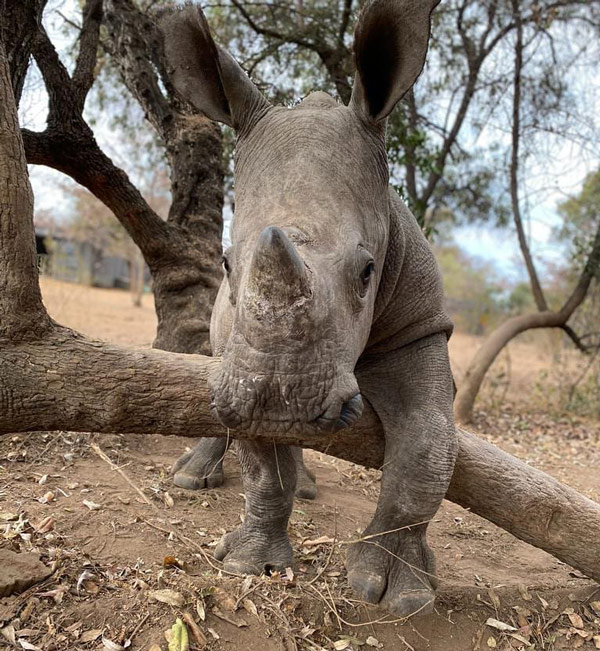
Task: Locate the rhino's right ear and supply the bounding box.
[159,5,270,131]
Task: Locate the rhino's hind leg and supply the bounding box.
[172,437,229,490]
[292,446,317,499]
[348,334,457,617]
[215,441,296,575]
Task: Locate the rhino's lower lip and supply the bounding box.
[315,393,363,431]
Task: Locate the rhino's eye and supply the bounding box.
[361,260,375,285]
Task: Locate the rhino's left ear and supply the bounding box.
[350,0,440,122]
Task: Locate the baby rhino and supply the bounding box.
[160,0,456,617]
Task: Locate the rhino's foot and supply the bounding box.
[346,527,436,618]
[214,524,293,575]
[295,463,317,500]
[171,444,225,491]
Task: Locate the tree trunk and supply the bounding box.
[104,0,225,355]
[151,116,224,355]
[454,311,564,424]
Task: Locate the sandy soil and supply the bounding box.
[1,279,599,651]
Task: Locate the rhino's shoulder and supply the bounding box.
[364,188,453,355]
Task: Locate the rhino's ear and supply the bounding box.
[349,0,439,122]
[159,5,270,131]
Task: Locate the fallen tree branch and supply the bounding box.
[1,324,599,584]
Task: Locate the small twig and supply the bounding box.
[304,583,432,628]
[324,580,343,630]
[397,634,416,651]
[273,440,284,492]
[90,442,156,508]
[235,576,268,609]
[360,540,439,583]
[339,518,433,545]
[306,506,338,586]
[126,612,150,644]
[141,518,242,577]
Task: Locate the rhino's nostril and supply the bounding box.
[315,393,363,431]
[338,393,364,427]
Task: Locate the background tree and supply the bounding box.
[15,0,223,356]
[454,0,600,423]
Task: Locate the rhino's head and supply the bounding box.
[161,0,438,434]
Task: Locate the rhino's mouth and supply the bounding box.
[210,362,362,434]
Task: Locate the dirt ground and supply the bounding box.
[1,279,599,651]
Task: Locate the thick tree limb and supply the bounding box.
[0,40,51,340]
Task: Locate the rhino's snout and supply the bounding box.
[315,393,363,432]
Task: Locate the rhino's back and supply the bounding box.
[365,188,453,355]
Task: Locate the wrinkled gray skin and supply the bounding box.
[161,0,457,617]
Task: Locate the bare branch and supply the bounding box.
[104,0,173,139]
[560,222,600,319]
[509,0,548,311]
[231,0,328,54]
[561,324,591,353]
[32,26,77,123]
[21,127,175,267]
[72,0,103,112]
[338,0,353,46]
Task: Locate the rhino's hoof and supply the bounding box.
[347,569,387,604]
[171,449,225,490]
[346,527,436,618]
[173,469,224,490]
[295,473,317,500]
[214,526,293,576]
[348,567,434,617]
[385,589,434,617]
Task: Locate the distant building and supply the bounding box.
[35,227,142,289]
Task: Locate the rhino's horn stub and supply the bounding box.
[247,226,311,307]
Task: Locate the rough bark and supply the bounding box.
[0,39,51,341]
[1,0,47,106]
[104,0,225,354]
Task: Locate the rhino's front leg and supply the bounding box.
[348,333,457,617]
[215,441,296,575]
